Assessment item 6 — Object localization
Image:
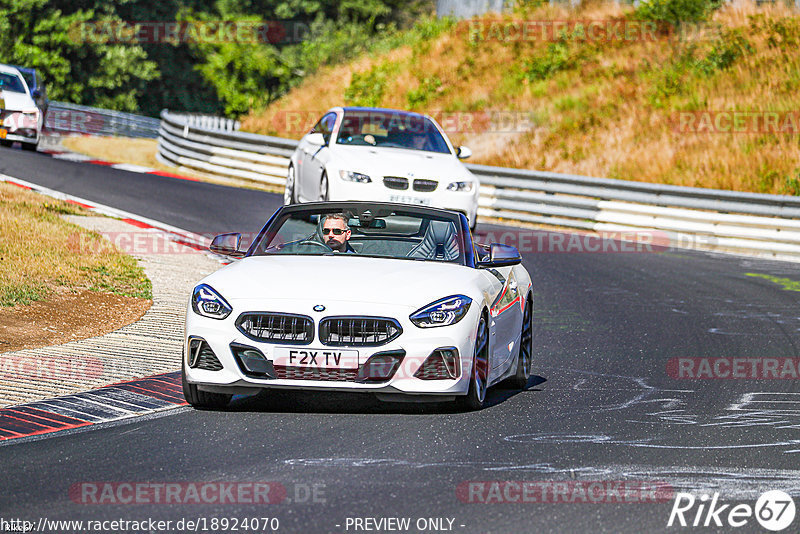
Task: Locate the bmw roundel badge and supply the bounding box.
[313,305,326,312]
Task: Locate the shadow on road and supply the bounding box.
[220,375,547,415]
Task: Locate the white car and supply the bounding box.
[183,201,532,410]
[286,107,480,230]
[0,64,42,151]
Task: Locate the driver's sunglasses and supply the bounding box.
[322,228,347,235]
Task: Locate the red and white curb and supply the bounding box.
[41,149,200,182]
[0,372,186,443]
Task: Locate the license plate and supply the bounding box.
[273,347,359,369]
[389,194,431,205]
[0,129,6,139]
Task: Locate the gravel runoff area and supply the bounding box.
[0,215,222,407]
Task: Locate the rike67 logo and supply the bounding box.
[668,491,796,531]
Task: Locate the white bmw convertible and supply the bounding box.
[183,202,532,410]
[286,107,480,230]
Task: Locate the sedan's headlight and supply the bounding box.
[447,181,474,192]
[410,295,472,328]
[191,284,232,320]
[339,170,372,183]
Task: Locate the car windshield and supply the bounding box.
[251,204,466,265]
[335,110,451,154]
[0,72,27,94]
[17,70,35,91]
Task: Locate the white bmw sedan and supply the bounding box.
[286,107,480,230]
[0,64,42,151]
[183,202,532,410]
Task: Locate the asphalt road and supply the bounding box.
[1,146,799,533]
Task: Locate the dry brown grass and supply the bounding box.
[242,0,800,195]
[0,182,151,307]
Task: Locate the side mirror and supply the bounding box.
[306,132,326,147]
[456,146,472,160]
[32,89,41,99]
[210,233,244,257]
[478,243,521,268]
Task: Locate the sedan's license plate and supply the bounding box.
[389,194,431,206]
[0,129,6,139]
[273,347,359,369]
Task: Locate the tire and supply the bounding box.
[319,172,329,201]
[21,142,37,152]
[182,364,231,410]
[508,295,533,389]
[284,164,297,205]
[458,312,489,411]
[0,140,12,148]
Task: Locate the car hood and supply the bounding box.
[330,145,474,181]
[199,255,484,309]
[0,91,35,111]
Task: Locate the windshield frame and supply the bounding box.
[246,202,474,267]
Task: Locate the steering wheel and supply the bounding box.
[298,240,332,251]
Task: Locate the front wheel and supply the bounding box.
[182,365,231,410]
[508,295,533,389]
[21,141,37,152]
[319,172,329,201]
[458,313,489,411]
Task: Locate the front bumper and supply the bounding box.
[1,111,41,144]
[184,298,478,397]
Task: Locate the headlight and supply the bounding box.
[447,181,474,192]
[410,295,472,328]
[191,284,232,320]
[339,170,372,183]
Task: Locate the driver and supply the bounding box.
[321,214,355,253]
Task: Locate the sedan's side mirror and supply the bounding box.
[478,243,521,268]
[306,132,326,147]
[456,146,472,159]
[210,233,245,257]
[32,89,41,99]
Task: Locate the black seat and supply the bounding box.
[406,220,460,261]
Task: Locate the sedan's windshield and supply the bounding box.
[0,73,27,94]
[251,204,466,265]
[336,110,451,154]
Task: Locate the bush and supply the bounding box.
[634,0,722,26]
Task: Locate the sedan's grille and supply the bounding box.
[413,179,438,192]
[274,366,358,382]
[383,176,409,190]
[319,317,402,347]
[236,313,313,345]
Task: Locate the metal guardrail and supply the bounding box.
[157,110,800,261]
[45,101,161,138]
